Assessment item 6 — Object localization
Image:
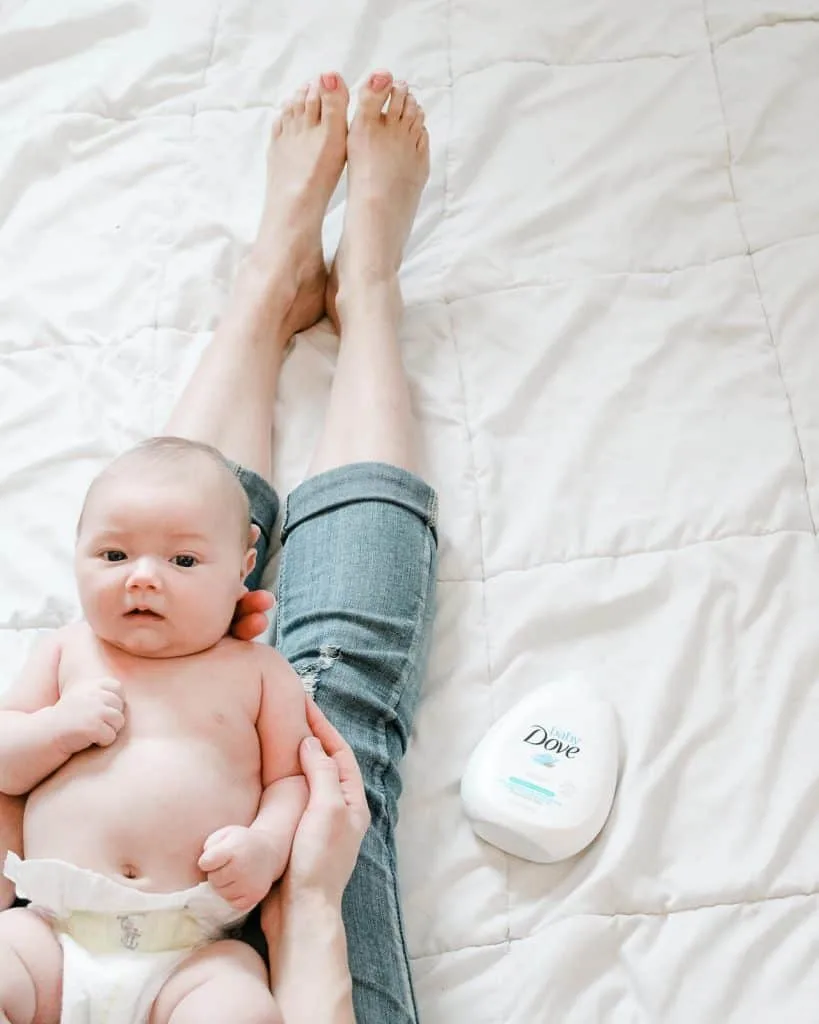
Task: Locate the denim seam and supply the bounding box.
[368,526,435,1019]
[274,531,287,656]
[231,464,274,545]
[426,489,440,541]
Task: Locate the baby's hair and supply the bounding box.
[77,436,253,545]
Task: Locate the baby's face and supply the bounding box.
[75,472,255,658]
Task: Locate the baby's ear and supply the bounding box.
[242,545,258,584]
[239,524,260,590]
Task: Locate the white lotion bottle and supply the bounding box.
[461,682,619,863]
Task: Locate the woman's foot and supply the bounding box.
[249,72,349,338]
[327,71,430,330]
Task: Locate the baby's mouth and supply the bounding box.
[125,609,164,621]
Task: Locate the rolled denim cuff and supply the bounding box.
[281,462,439,545]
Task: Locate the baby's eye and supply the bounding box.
[171,554,198,568]
[101,550,127,562]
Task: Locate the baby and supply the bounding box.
[0,437,310,1023]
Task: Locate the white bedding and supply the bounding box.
[2,1,819,1020]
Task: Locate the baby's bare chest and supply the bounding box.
[60,633,261,743]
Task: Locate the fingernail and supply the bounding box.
[370,73,391,90]
[321,73,338,91]
[304,737,322,753]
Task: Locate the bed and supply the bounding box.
[2,1,819,1020]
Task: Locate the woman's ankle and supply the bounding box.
[335,276,402,330]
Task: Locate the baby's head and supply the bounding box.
[75,437,259,658]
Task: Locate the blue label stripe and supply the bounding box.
[509,776,555,798]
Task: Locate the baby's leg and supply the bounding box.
[0,795,23,911]
[150,939,281,1024]
[0,908,62,1024]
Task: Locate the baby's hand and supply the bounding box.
[54,677,125,754]
[198,825,284,912]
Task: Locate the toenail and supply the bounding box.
[321,73,338,91]
[370,73,391,90]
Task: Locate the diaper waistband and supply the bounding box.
[3,853,245,941]
[60,908,209,954]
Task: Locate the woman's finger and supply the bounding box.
[306,700,367,807]
[231,611,271,642]
[298,737,348,809]
[231,591,275,641]
[238,590,276,615]
[305,697,351,757]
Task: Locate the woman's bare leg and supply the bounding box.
[311,72,430,477]
[265,75,434,1022]
[166,73,349,474]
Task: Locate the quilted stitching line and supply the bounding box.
[409,885,819,961]
[702,0,817,536]
[436,526,812,582]
[193,0,223,123]
[6,231,819,355]
[582,887,819,920]
[147,1,223,434]
[441,0,513,970]
[0,526,807,631]
[712,14,819,47]
[5,18,816,130]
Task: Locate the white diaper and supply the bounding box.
[4,852,246,1024]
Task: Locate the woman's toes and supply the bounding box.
[292,84,309,118]
[358,69,393,119]
[386,81,408,123]
[305,79,321,125]
[319,72,349,123]
[402,95,418,126]
[417,126,430,153]
[410,108,425,139]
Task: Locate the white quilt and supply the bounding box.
[2,1,819,1021]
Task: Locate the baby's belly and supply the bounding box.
[23,737,261,892]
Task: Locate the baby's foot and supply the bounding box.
[251,73,348,337]
[327,72,430,327]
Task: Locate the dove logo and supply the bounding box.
[522,725,580,759]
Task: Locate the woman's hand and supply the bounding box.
[230,590,275,641]
[264,699,364,1022]
[283,699,371,905]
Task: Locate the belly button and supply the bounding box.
[122,864,138,880]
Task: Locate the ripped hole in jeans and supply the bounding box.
[295,644,341,696]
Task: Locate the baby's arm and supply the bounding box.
[0,631,125,796]
[0,632,67,795]
[249,650,311,876]
[199,649,310,910]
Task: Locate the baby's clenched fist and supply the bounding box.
[54,677,126,754]
[198,825,285,912]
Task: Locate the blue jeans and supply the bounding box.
[236,461,439,1024]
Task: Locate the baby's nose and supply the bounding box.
[126,557,161,590]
